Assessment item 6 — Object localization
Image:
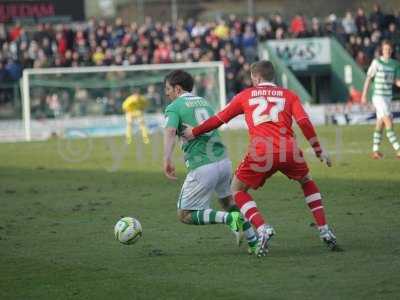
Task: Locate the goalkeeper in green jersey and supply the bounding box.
[362,40,400,159]
[163,70,258,252]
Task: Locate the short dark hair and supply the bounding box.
[164,70,194,92]
[250,60,275,81]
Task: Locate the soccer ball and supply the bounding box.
[114,216,142,245]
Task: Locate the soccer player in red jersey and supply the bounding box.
[183,61,338,257]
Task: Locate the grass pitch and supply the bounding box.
[1,125,399,299]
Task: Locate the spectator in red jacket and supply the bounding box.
[290,14,307,37]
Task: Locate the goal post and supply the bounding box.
[21,61,226,141]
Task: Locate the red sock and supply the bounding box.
[302,180,327,227]
[234,191,266,230]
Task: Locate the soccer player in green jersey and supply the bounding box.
[163,70,258,252]
[362,40,400,159]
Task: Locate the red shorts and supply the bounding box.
[235,151,309,189]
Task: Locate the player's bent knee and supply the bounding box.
[231,176,249,194]
[219,195,234,211]
[177,210,192,224]
[383,116,393,129]
[298,174,312,185]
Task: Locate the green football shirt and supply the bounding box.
[367,57,400,98]
[164,93,226,171]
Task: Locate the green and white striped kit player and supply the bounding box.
[165,93,258,249]
[367,57,400,152]
[165,93,227,171]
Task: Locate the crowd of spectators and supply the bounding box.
[0,3,399,118]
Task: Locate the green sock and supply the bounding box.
[243,219,258,247]
[190,209,228,225]
[373,130,382,152]
[228,205,240,213]
[386,129,400,151]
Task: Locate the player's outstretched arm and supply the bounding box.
[182,116,224,140]
[181,124,194,140]
[192,115,224,138]
[186,96,244,139]
[163,127,178,180]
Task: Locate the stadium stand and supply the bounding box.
[0,4,399,116]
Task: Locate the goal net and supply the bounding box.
[21,62,226,141]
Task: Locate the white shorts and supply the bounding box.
[177,158,232,210]
[372,96,392,119]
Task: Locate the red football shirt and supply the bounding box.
[217,82,309,154]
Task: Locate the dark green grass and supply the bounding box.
[1,125,399,299]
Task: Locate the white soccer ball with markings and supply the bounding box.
[114,217,142,245]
